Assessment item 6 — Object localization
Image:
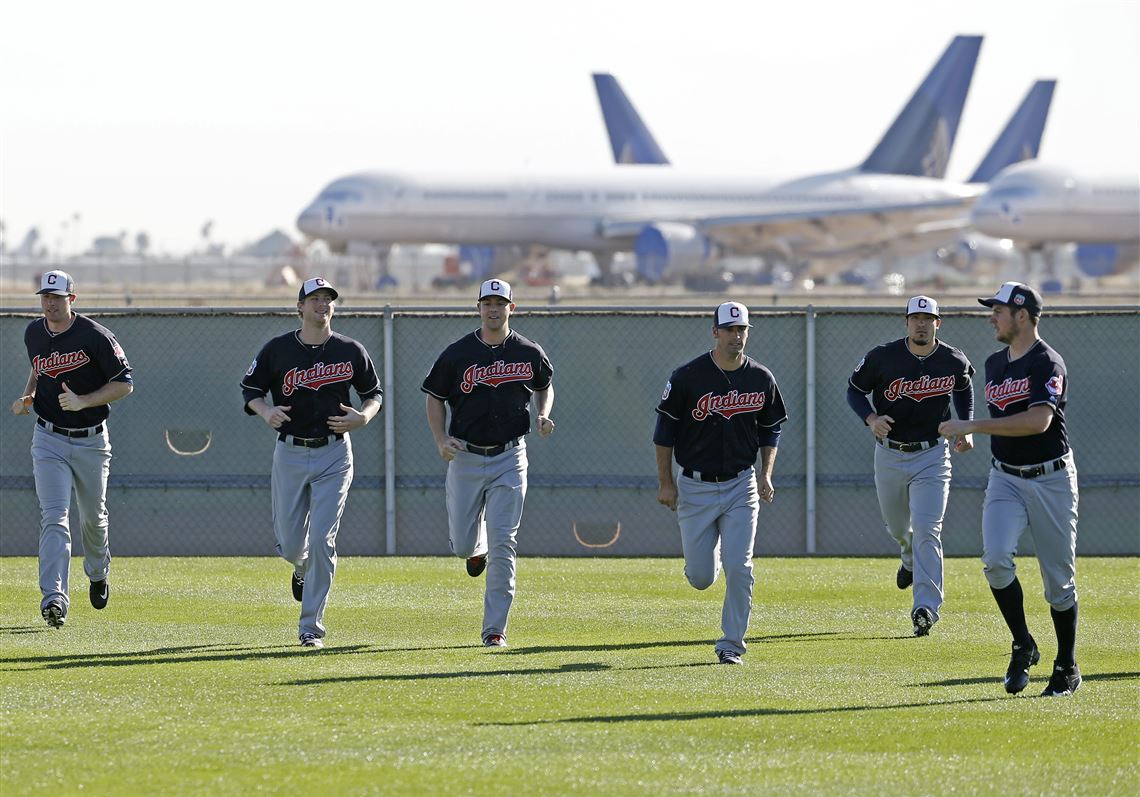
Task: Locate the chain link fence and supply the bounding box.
[1,306,1137,557]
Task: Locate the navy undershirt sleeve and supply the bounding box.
[846,384,875,424]
[758,425,781,449]
[952,386,974,421]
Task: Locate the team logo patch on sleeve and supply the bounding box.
[854,357,866,372]
[245,358,257,377]
[661,381,672,401]
[1046,375,1064,397]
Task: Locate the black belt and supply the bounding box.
[37,418,104,438]
[879,437,940,453]
[682,468,744,483]
[993,456,1068,479]
[278,433,344,448]
[465,438,521,457]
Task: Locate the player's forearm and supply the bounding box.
[758,445,778,481]
[359,397,382,424]
[23,367,37,397]
[533,386,554,419]
[654,445,675,486]
[425,395,450,444]
[247,397,273,420]
[958,406,1053,437]
[75,381,133,409]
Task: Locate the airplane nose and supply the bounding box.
[296,205,322,237]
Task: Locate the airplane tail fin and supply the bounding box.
[592,73,670,165]
[967,80,1055,183]
[860,35,982,178]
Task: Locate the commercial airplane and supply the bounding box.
[297,35,985,284]
[594,72,1055,283]
[969,161,1140,279]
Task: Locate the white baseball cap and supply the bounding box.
[714,301,750,328]
[978,281,1043,317]
[906,295,940,318]
[298,277,339,302]
[478,278,513,301]
[37,270,76,296]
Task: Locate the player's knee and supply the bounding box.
[981,553,1015,589]
[1043,585,1077,611]
[685,566,718,591]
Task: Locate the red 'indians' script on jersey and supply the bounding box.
[883,374,956,402]
[985,377,1031,410]
[282,361,354,395]
[33,351,91,379]
[692,390,766,421]
[461,360,534,393]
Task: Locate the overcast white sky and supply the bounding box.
[2,0,1137,255]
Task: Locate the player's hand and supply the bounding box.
[11,395,33,415]
[262,404,292,429]
[657,482,677,512]
[953,433,974,454]
[328,403,366,434]
[58,382,86,412]
[537,415,555,437]
[438,437,463,462]
[758,474,775,504]
[868,413,894,439]
[939,419,968,438]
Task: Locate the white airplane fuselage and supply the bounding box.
[296,168,981,265]
[971,162,1140,244]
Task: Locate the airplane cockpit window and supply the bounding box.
[318,189,365,203]
[986,186,1035,200]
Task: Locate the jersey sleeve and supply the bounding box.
[848,348,879,394]
[1028,351,1066,411]
[532,344,554,391]
[352,343,383,404]
[240,342,275,414]
[96,329,132,384]
[654,367,686,421]
[421,352,454,400]
[758,375,788,429]
[953,349,976,391]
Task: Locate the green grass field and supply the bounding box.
[1,557,1137,796]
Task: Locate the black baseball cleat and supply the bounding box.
[42,600,66,629]
[1003,639,1040,694]
[717,649,743,665]
[299,633,324,650]
[291,572,304,602]
[89,579,109,610]
[466,554,487,577]
[1040,661,1082,697]
[896,564,913,590]
[483,633,507,648]
[911,607,934,636]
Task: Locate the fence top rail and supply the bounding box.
[1,304,1138,318]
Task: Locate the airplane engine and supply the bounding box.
[1074,243,1140,278]
[634,222,710,283]
[936,234,1014,273]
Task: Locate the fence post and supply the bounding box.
[805,306,817,554]
[383,305,396,555]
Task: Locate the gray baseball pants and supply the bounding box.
[446,441,528,643]
[272,435,353,640]
[982,452,1079,610]
[874,442,951,623]
[676,468,759,658]
[31,423,112,614]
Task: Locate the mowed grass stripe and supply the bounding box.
[1,557,1137,796]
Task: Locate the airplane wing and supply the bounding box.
[600,193,983,258]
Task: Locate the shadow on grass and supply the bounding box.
[0,643,383,670]
[917,670,1140,688]
[477,695,1013,726]
[504,631,844,656]
[281,661,614,686]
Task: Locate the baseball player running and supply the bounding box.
[654,302,787,665]
[241,278,382,649]
[939,282,1081,697]
[11,271,133,628]
[847,296,975,636]
[422,278,554,649]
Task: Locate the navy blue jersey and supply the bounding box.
[849,338,974,442]
[241,330,382,438]
[24,314,132,428]
[655,352,787,474]
[422,330,553,446]
[983,339,1069,465]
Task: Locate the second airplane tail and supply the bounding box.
[593,73,671,165]
[968,79,1056,183]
